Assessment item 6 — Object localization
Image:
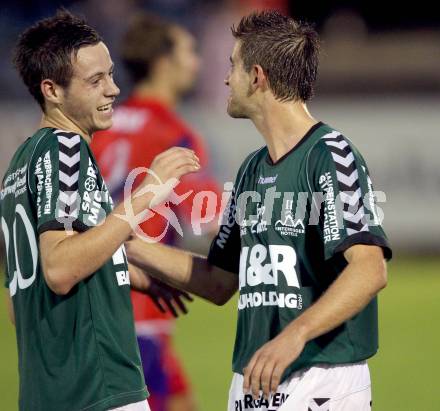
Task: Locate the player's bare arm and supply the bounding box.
[39,147,200,295]
[243,244,387,399]
[125,239,238,306]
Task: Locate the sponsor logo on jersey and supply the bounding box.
[81,158,108,226]
[275,199,305,237]
[81,158,110,226]
[250,203,268,234]
[43,152,53,215]
[84,176,96,192]
[234,393,290,410]
[258,174,278,185]
[2,165,28,199]
[238,244,302,311]
[241,203,268,237]
[216,188,237,249]
[319,172,341,243]
[35,157,43,217]
[112,245,130,286]
[239,217,247,237]
[240,203,267,237]
[115,270,130,286]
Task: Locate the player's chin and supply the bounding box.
[227,101,248,119]
[94,117,114,131]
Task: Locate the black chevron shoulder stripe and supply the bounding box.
[54,130,82,219]
[321,131,369,235]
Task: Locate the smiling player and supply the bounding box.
[0,10,198,411]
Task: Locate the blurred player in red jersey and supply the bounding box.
[91,13,221,411]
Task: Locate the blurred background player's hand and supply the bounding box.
[145,276,194,318]
[129,263,194,317]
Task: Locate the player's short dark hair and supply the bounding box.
[12,9,102,111]
[121,13,175,83]
[231,10,320,102]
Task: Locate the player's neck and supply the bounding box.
[252,101,318,163]
[133,80,178,109]
[40,108,92,144]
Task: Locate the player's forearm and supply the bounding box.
[282,247,387,344]
[125,239,198,293]
[125,239,237,305]
[41,192,153,295]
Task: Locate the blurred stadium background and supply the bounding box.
[0,1,439,410]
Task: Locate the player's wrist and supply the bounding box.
[283,318,311,344]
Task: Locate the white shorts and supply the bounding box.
[108,399,151,411]
[228,361,371,411]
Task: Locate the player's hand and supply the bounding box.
[139,147,200,207]
[149,146,200,181]
[144,276,194,317]
[242,328,307,399]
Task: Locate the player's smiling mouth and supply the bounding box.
[97,103,113,112]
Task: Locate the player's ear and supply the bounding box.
[154,54,172,78]
[41,79,64,106]
[251,65,268,93]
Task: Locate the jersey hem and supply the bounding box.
[207,255,239,276]
[232,352,377,384]
[79,387,148,411]
[38,219,90,234]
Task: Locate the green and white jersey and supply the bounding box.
[0,128,147,411]
[208,122,392,382]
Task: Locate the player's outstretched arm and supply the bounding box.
[125,238,238,306]
[39,147,200,296]
[243,244,387,399]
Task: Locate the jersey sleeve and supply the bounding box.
[32,130,97,234]
[207,182,241,274]
[307,133,392,261]
[207,151,260,274]
[0,187,7,288]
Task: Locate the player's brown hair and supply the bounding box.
[121,13,175,83]
[13,9,102,111]
[231,10,320,102]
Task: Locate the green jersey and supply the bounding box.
[0,128,147,411]
[208,122,392,382]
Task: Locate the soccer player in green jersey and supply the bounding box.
[0,10,199,411]
[124,10,392,411]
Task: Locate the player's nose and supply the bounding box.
[106,78,120,97]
